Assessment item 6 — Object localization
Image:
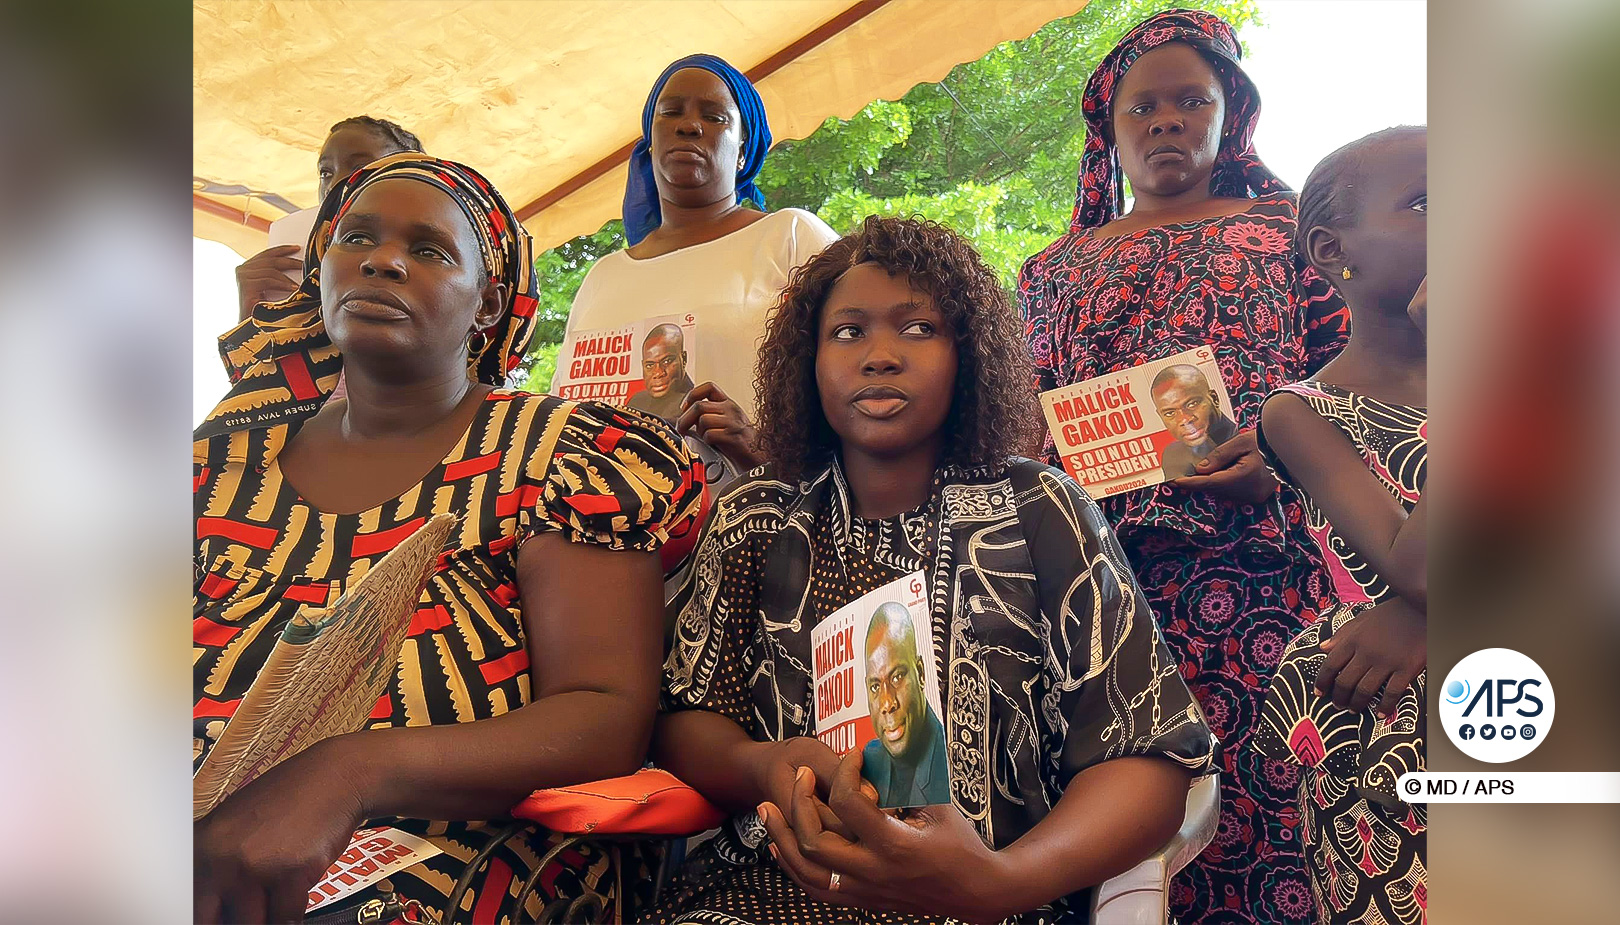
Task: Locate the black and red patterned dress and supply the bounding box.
[1254,382,1428,925]
[1017,13,1354,921]
[194,392,696,923]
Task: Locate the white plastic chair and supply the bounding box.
[1091,773,1221,924]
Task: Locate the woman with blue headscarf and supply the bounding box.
[552,54,838,476]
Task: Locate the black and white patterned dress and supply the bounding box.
[1254,381,1429,925]
[653,456,1216,924]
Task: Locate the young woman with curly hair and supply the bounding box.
[650,215,1215,924]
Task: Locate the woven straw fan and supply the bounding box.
[194,513,456,820]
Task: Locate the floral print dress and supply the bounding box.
[1019,192,1351,925]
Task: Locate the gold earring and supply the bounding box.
[467,329,491,356]
[1341,267,1353,280]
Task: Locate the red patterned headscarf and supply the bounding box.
[1071,8,1286,232]
[195,153,538,441]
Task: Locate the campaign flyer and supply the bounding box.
[811,571,949,808]
[1039,346,1238,500]
[306,826,443,912]
[550,312,700,420]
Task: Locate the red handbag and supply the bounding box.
[511,768,724,836]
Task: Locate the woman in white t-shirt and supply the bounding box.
[556,53,838,473]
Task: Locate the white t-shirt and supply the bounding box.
[555,208,839,417]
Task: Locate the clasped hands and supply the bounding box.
[758,745,1012,925]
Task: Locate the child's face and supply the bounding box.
[815,262,959,463]
[1338,131,1428,317]
[318,125,401,202]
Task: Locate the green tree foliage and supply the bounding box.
[518,341,561,395]
[518,0,1258,385]
[517,224,622,390]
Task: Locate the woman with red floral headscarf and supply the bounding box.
[1018,10,1350,924]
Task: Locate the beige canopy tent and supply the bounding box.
[194,0,1087,258]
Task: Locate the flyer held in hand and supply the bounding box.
[811,571,952,809]
[1039,346,1239,499]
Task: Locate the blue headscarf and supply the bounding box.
[622,53,771,246]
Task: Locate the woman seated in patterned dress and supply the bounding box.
[1254,127,1429,925]
[192,154,698,924]
[650,216,1216,924]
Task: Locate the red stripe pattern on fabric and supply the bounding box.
[470,856,513,924]
[594,426,625,454]
[198,572,240,600]
[351,516,428,558]
[282,582,331,605]
[563,494,620,516]
[197,517,279,549]
[194,697,241,718]
[409,604,454,636]
[488,582,518,608]
[443,451,502,482]
[193,617,241,647]
[281,352,319,400]
[495,490,522,518]
[478,649,529,685]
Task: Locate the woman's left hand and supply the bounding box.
[759,750,1013,925]
[1171,429,1278,504]
[194,737,370,924]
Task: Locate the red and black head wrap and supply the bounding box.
[195,154,537,441]
[1071,8,1286,232]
